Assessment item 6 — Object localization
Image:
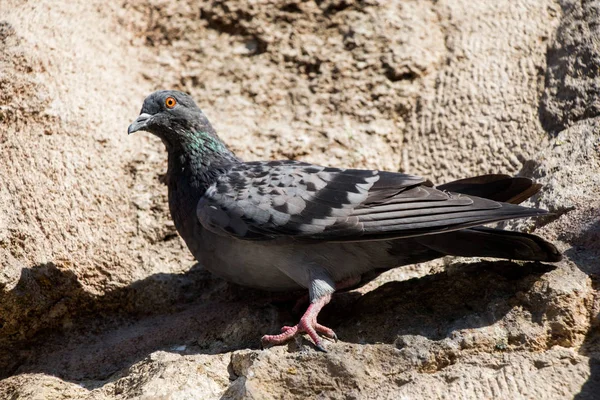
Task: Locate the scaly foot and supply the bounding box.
[261,294,335,351]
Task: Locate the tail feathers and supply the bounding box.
[437,175,541,205]
[408,175,560,262]
[415,227,562,262]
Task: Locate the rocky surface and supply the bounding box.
[0,0,598,399]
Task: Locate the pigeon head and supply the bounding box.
[128,90,229,155]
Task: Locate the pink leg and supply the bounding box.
[261,294,335,352]
[291,276,361,314]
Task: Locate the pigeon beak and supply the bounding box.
[128,113,153,134]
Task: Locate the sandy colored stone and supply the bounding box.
[0,0,598,399]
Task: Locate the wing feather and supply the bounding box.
[196,161,547,242]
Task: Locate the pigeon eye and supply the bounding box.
[165,97,177,109]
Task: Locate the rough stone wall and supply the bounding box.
[0,0,598,399]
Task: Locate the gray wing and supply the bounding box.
[197,161,548,242]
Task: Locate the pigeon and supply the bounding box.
[128,90,562,351]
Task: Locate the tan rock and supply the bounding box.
[0,0,598,399]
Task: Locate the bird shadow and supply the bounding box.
[322,261,555,344]
[0,262,276,382]
[0,259,556,387]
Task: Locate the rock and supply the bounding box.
[0,0,598,398]
[539,0,600,134]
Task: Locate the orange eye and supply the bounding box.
[165,97,177,108]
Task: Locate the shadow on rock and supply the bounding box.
[0,260,556,385]
[323,261,556,345]
[0,262,276,381]
[575,296,600,399]
[574,270,600,399]
[549,215,600,400]
[570,219,600,400]
[563,219,600,277]
[576,338,600,400]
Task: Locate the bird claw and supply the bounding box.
[261,294,335,352]
[315,342,328,353]
[330,332,338,342]
[261,322,337,351]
